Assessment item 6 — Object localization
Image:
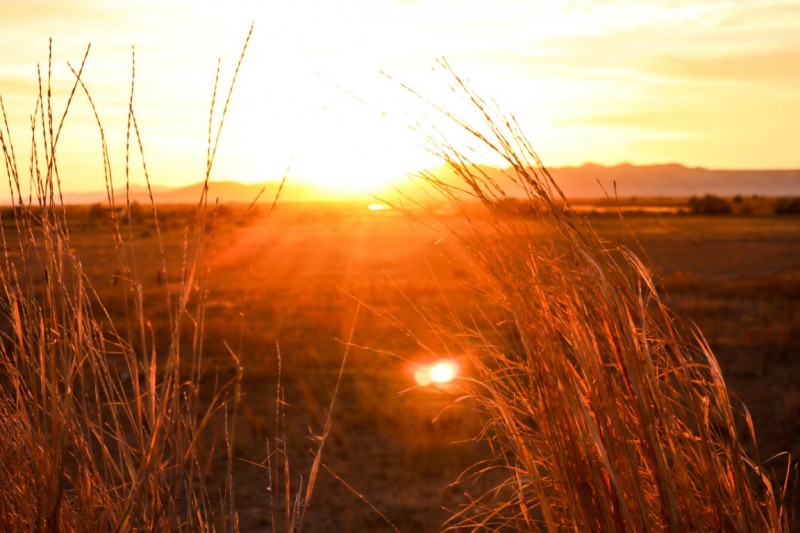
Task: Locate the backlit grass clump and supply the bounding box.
[0,38,256,529]
[402,64,789,531]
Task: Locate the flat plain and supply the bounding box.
[11,202,799,531]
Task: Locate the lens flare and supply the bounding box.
[430,361,457,383]
[368,203,386,211]
[414,359,459,387]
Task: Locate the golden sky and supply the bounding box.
[1,0,798,195]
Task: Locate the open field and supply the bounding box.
[2,6,797,529]
[11,203,796,530]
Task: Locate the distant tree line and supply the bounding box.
[493,195,800,216]
[687,195,733,215]
[688,195,800,215]
[773,197,800,215]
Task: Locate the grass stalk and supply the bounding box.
[401,62,789,531]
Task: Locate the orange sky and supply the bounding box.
[0,0,798,196]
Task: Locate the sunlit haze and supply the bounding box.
[1,0,798,198]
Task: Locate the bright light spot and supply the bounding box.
[414,359,459,387]
[430,361,458,383]
[368,203,386,211]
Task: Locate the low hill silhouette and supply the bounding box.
[33,163,800,205]
[416,163,800,199]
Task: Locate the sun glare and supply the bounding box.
[368,203,386,211]
[0,0,796,201]
[414,360,459,387]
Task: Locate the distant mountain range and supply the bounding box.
[35,163,800,205]
[548,163,800,198]
[39,180,335,206]
[419,163,800,199]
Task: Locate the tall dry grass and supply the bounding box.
[399,64,790,531]
[0,36,257,530]
[0,30,346,532]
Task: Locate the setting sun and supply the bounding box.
[0,0,797,202]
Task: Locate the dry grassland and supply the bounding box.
[26,204,797,530]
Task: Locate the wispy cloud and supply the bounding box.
[649,47,800,83]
